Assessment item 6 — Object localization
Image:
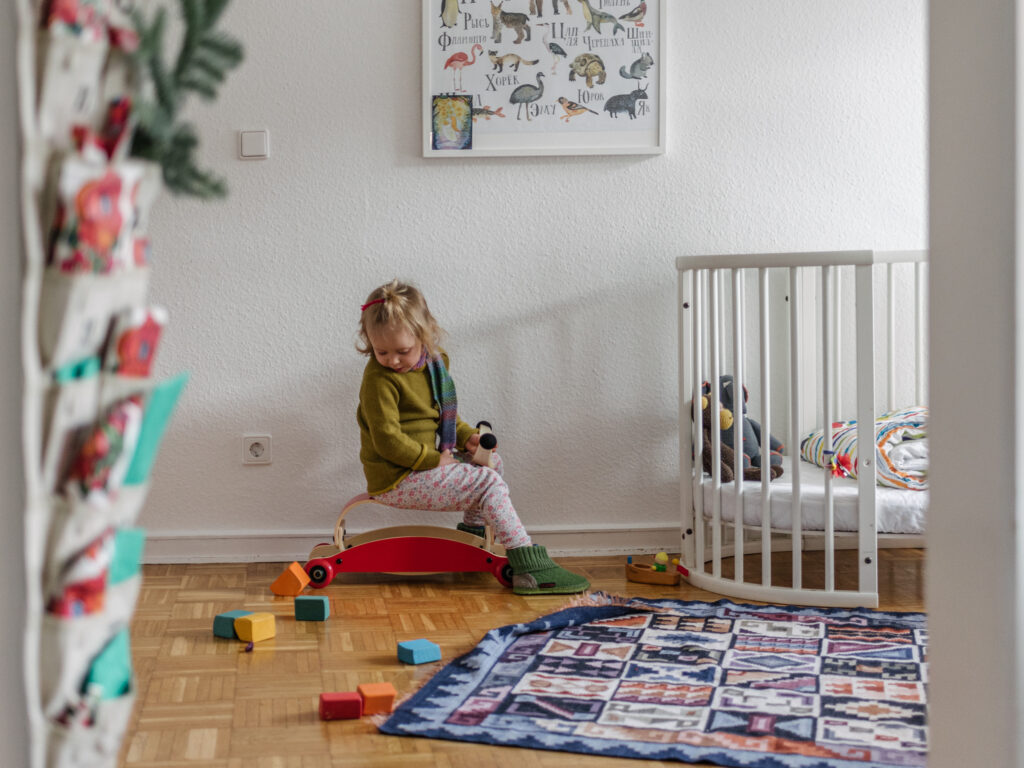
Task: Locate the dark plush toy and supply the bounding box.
[716,375,784,478]
[697,390,769,483]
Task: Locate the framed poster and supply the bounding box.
[423,0,665,157]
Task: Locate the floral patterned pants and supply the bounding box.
[373,453,532,549]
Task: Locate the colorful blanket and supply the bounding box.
[381,594,928,767]
[800,406,928,490]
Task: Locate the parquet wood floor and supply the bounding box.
[120,549,925,767]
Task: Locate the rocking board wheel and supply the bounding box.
[494,562,514,588]
[305,559,334,588]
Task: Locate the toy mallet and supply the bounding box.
[472,421,498,468]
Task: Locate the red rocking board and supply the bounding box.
[304,493,513,588]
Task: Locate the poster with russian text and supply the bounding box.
[424,0,664,156]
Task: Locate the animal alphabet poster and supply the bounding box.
[423,0,664,156]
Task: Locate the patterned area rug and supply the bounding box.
[380,594,928,767]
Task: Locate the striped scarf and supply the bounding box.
[425,352,458,452]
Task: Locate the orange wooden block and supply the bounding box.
[357,682,397,715]
[270,561,310,596]
[234,612,276,642]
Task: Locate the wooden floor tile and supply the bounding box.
[119,550,925,767]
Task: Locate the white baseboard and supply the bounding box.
[142,522,683,563]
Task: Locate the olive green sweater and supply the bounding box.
[357,352,476,494]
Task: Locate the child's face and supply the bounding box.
[367,324,423,373]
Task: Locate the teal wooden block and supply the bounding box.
[213,609,252,638]
[295,595,329,621]
[398,638,441,665]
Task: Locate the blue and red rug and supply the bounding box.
[380,594,927,767]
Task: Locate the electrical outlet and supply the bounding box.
[242,434,272,465]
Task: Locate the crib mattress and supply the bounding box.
[699,456,927,535]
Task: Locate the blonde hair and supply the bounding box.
[357,279,445,357]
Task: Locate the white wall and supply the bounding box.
[2,1,30,763]
[141,1,926,559]
[928,1,1022,765]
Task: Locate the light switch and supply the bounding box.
[239,129,269,159]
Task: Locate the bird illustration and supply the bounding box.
[444,43,482,92]
[557,96,597,122]
[510,72,545,120]
[540,23,567,74]
[619,1,646,27]
[440,0,460,28]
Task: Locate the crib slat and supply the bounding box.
[789,267,802,589]
[758,268,771,586]
[915,262,926,405]
[887,263,896,410]
[680,268,696,571]
[710,269,722,578]
[855,264,878,595]
[693,270,706,573]
[731,270,744,583]
[834,267,842,416]
[821,266,835,592]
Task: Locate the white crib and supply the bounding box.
[676,250,927,608]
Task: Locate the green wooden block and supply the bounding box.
[294,595,329,621]
[213,609,252,638]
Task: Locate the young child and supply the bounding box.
[356,279,589,595]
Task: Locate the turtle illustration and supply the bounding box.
[568,53,606,88]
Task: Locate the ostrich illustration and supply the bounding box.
[540,23,567,74]
[510,72,545,120]
[444,43,482,92]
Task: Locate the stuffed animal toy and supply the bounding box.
[716,375,784,478]
[696,389,767,483]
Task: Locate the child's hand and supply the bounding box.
[438,449,456,466]
[464,434,481,454]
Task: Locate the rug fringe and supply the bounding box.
[558,590,676,614]
[371,656,447,728]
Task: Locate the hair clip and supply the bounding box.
[361,298,386,312]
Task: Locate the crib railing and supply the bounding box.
[677,250,927,607]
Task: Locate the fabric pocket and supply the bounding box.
[46,689,135,768]
[39,576,141,720]
[39,267,149,371]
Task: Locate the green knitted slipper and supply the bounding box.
[456,522,486,538]
[506,545,590,595]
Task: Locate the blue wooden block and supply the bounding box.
[398,638,441,665]
[295,595,330,621]
[213,609,252,638]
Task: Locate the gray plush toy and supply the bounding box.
[716,375,784,477]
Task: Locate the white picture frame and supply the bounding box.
[423,0,665,157]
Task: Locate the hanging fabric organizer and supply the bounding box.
[16,2,188,766]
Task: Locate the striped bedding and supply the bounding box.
[799,406,928,491]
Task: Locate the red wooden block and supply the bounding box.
[319,691,362,720]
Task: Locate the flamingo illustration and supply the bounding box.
[444,43,482,92]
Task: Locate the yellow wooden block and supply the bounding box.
[270,561,311,596]
[234,612,276,642]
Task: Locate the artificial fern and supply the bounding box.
[130,0,244,198]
